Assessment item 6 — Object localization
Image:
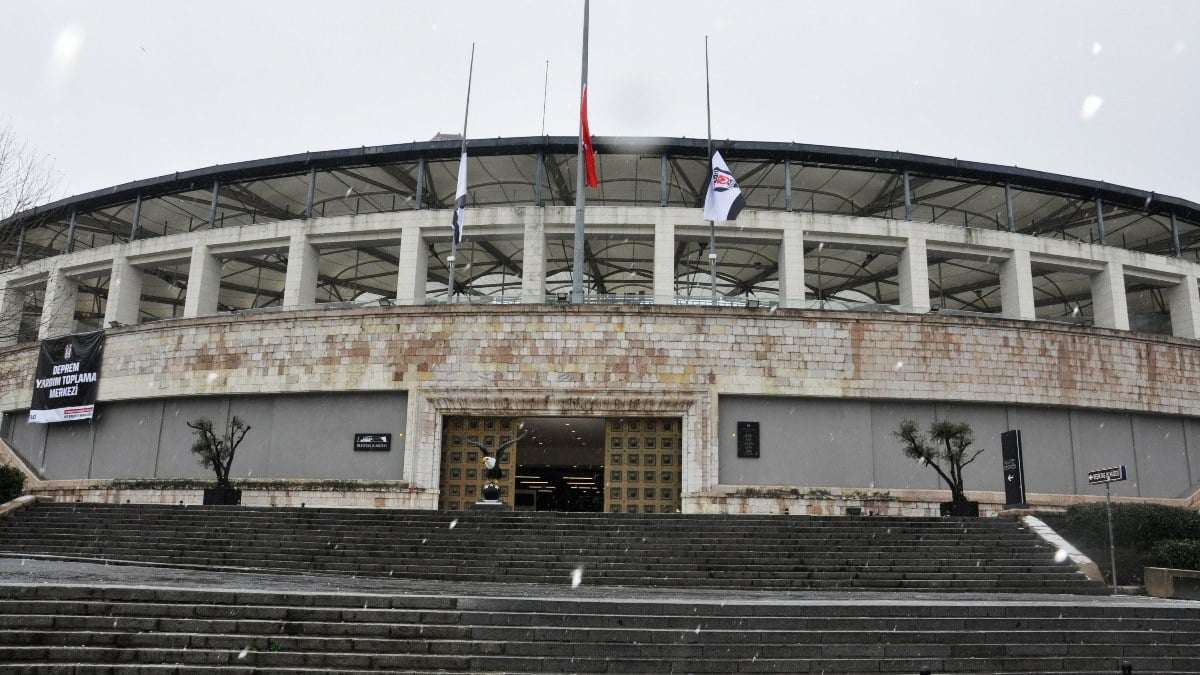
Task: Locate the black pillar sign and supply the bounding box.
[737,421,760,458]
[1001,429,1026,507]
[29,330,105,424]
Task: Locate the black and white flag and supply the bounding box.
[451,152,467,242]
[702,150,746,222]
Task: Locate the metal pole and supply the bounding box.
[705,36,717,305]
[64,209,77,253]
[903,170,912,221]
[130,194,142,241]
[784,158,793,212]
[1170,212,1182,257]
[305,167,316,219]
[540,60,550,137]
[14,224,25,265]
[415,157,425,210]
[1004,182,1015,233]
[535,150,545,206]
[207,180,219,229]
[660,154,668,207]
[571,0,590,304]
[448,43,476,301]
[1095,197,1107,246]
[1106,481,1118,595]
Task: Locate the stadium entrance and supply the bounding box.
[438,416,682,514]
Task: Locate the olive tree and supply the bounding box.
[893,419,986,503]
[187,416,251,488]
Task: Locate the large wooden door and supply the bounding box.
[604,417,682,514]
[440,416,519,511]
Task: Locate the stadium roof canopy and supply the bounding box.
[2,136,1198,334]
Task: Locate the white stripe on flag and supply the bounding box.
[452,152,467,242]
[702,150,746,222]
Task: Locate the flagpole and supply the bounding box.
[449,43,476,301]
[541,60,550,137]
[705,36,718,305]
[572,0,590,304]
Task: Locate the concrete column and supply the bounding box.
[0,280,22,348]
[39,267,78,339]
[521,209,546,302]
[396,224,427,305]
[777,225,805,309]
[1091,261,1129,331]
[653,213,675,304]
[897,236,930,313]
[183,246,221,318]
[999,249,1036,320]
[1167,276,1200,339]
[282,234,318,308]
[104,256,144,327]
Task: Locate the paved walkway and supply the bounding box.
[3,555,1198,609]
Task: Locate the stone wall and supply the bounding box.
[3,303,1200,507]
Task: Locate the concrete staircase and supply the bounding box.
[0,584,1196,674]
[0,502,1104,594]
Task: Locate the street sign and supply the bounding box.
[1087,465,1127,485]
[1001,430,1026,507]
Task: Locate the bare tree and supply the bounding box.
[0,122,62,342]
[0,121,61,224]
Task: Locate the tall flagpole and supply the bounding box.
[540,60,550,137]
[705,36,718,305]
[572,0,590,304]
[448,43,476,301]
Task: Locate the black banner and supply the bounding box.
[29,330,105,424]
[1001,429,1026,506]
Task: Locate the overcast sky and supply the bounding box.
[3,1,1198,204]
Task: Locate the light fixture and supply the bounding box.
[746,299,761,309]
[377,298,392,307]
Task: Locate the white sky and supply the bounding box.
[2,1,1198,203]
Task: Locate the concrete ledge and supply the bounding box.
[0,495,37,518]
[1022,515,1104,583]
[28,479,435,510]
[1145,566,1200,599]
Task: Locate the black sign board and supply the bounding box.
[354,433,392,452]
[1087,465,1127,485]
[736,421,760,458]
[1001,429,1026,507]
[29,330,105,424]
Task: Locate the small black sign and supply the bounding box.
[1001,430,1026,507]
[354,433,392,452]
[737,421,760,458]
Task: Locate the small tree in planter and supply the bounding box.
[187,416,251,505]
[893,419,986,517]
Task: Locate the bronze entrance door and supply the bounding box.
[603,417,682,514]
[439,416,519,511]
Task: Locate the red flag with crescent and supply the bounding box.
[581,84,598,188]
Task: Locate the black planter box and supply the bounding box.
[202,487,242,505]
[939,500,980,517]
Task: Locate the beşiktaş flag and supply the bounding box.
[702,150,746,222]
[29,329,105,424]
[451,151,467,242]
[581,84,599,188]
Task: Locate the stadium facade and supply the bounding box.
[2,136,1200,515]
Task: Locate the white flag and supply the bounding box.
[702,150,746,222]
[451,152,467,242]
